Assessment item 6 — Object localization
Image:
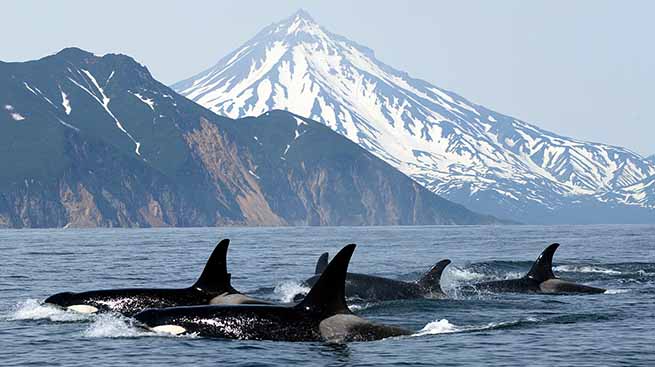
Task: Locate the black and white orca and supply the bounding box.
[134,244,413,342]
[44,239,269,316]
[468,243,606,294]
[297,252,451,301]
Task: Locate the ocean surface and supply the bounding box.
[1,225,654,366]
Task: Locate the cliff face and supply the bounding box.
[0,48,501,228]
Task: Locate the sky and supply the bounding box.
[3,0,653,156]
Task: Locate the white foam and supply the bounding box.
[469,318,538,332]
[554,265,622,275]
[83,314,145,338]
[273,280,310,303]
[604,289,629,294]
[348,303,373,312]
[413,319,458,336]
[8,299,90,322]
[444,266,486,282]
[413,317,539,337]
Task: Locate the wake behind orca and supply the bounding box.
[297,252,451,301]
[44,239,269,316]
[135,244,413,342]
[467,243,606,294]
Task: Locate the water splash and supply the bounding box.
[444,267,486,282]
[273,280,310,303]
[554,265,622,275]
[348,303,374,312]
[413,317,540,337]
[413,319,459,336]
[8,299,90,322]
[604,289,629,294]
[83,314,147,338]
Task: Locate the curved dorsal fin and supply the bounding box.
[417,259,451,294]
[526,243,560,282]
[315,252,329,274]
[296,244,355,317]
[192,239,236,294]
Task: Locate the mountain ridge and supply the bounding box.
[0,47,502,227]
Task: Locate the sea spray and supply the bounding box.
[273,280,310,303]
[84,314,145,338]
[9,299,90,322]
[554,265,622,275]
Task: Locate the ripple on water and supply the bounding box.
[1,225,654,366]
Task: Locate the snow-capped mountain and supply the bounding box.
[173,10,655,223]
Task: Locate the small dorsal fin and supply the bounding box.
[315,252,329,274]
[295,244,355,317]
[526,243,559,282]
[417,259,451,294]
[192,239,237,294]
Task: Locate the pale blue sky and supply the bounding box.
[3,0,653,155]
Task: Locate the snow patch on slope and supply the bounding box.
[131,92,155,110]
[60,89,72,114]
[69,69,142,156]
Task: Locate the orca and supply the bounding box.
[297,252,451,301]
[467,243,606,294]
[44,239,269,316]
[134,244,412,342]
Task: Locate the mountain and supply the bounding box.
[173,10,655,224]
[0,48,500,228]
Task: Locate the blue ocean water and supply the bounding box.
[1,225,654,366]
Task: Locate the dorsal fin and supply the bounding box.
[526,243,559,282]
[315,252,329,274]
[192,239,237,294]
[417,259,451,294]
[295,244,355,317]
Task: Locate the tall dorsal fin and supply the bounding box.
[192,239,237,293]
[296,244,355,317]
[417,259,451,294]
[315,252,329,274]
[526,243,559,282]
